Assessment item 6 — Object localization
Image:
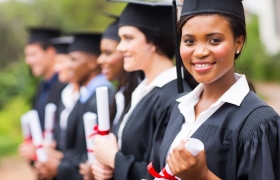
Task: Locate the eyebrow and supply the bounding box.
[182,32,225,37]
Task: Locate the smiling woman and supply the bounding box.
[149,0,280,180]
[179,14,244,85]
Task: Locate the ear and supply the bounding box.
[235,35,245,51]
[148,43,156,53]
[46,46,56,56]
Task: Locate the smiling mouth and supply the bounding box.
[192,62,216,73]
[193,63,215,68]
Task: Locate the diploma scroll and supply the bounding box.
[150,138,204,180]
[83,112,98,164]
[96,86,110,139]
[20,113,32,143]
[27,110,47,162]
[44,103,57,144]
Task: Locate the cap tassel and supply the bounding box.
[172,0,184,93]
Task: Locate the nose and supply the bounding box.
[116,40,126,53]
[25,56,33,65]
[193,43,209,59]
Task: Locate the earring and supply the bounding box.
[236,50,240,54]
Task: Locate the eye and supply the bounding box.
[122,34,134,42]
[183,38,195,46]
[209,38,222,45]
[70,57,77,62]
[104,50,112,56]
[124,37,132,41]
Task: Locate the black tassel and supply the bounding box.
[172,0,184,93]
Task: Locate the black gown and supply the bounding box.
[53,85,114,180]
[32,74,67,130]
[155,91,280,180]
[113,80,191,180]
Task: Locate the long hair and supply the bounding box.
[109,71,142,125]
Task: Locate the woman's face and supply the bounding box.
[180,15,244,85]
[97,39,125,81]
[117,26,155,72]
[54,54,73,83]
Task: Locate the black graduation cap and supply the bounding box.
[49,36,74,54]
[68,33,102,55]
[181,0,245,22]
[102,13,121,42]
[27,27,61,44]
[108,0,174,38]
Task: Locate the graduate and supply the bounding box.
[97,17,141,132]
[78,17,142,180]
[149,0,280,179]
[35,33,115,180]
[51,36,74,83]
[19,27,67,163]
[92,1,193,180]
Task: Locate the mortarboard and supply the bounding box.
[49,36,74,54]
[27,27,61,44]
[180,0,245,22]
[102,13,121,42]
[109,0,174,38]
[68,33,102,55]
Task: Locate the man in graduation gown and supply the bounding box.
[35,33,114,180]
[19,27,67,163]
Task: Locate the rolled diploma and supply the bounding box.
[96,86,110,139]
[27,110,47,162]
[83,112,97,164]
[155,138,204,180]
[20,113,31,142]
[44,103,57,144]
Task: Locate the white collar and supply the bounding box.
[61,83,79,109]
[177,73,250,106]
[141,66,177,89]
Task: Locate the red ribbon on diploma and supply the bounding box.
[148,162,177,180]
[24,136,32,143]
[98,129,110,136]
[86,125,110,138]
[87,149,94,153]
[42,129,53,138]
[87,126,99,139]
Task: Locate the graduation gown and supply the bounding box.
[53,85,114,180]
[114,80,191,180]
[32,74,67,130]
[156,91,280,180]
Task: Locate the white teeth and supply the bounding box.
[195,64,211,68]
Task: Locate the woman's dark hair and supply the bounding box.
[138,27,175,59]
[138,27,199,90]
[177,13,255,92]
[109,71,142,125]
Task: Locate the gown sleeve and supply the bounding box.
[237,106,280,180]
[114,105,172,180]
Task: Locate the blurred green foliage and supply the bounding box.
[0,96,30,159]
[236,15,280,82]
